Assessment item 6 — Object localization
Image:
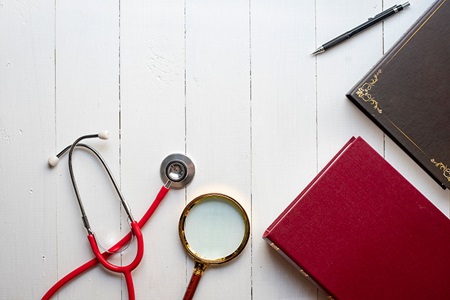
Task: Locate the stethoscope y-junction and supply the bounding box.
[43,131,195,300]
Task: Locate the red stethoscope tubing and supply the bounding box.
[89,222,144,273]
[42,185,169,300]
[89,221,144,299]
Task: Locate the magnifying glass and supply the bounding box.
[179,193,250,300]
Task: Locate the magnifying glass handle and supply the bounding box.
[183,261,209,300]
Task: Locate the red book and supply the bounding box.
[263,137,450,300]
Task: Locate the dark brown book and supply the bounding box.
[346,0,450,189]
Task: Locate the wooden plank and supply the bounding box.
[120,0,187,298]
[54,0,122,298]
[184,0,251,299]
[316,0,385,166]
[0,1,56,298]
[251,0,319,299]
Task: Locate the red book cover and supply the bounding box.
[263,137,450,300]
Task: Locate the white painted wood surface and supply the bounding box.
[0,0,448,299]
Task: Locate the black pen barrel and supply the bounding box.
[322,32,352,50]
[323,6,402,50]
[350,13,393,36]
[313,2,409,55]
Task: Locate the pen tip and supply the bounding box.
[311,47,324,56]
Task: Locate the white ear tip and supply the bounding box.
[48,156,59,167]
[98,131,110,140]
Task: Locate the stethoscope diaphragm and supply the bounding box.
[160,153,195,189]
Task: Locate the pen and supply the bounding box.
[312,2,410,55]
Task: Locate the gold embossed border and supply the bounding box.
[431,159,450,182]
[355,69,383,113]
[386,116,450,186]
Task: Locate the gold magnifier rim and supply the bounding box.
[178,193,250,265]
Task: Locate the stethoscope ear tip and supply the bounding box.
[48,156,60,167]
[98,130,110,140]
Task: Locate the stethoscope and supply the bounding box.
[43,131,195,300]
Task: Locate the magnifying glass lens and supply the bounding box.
[179,194,250,300]
[184,196,246,260]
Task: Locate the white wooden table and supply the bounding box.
[1,0,448,299]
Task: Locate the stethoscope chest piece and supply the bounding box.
[160,153,195,189]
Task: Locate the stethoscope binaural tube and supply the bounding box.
[50,131,135,234]
[48,131,144,300]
